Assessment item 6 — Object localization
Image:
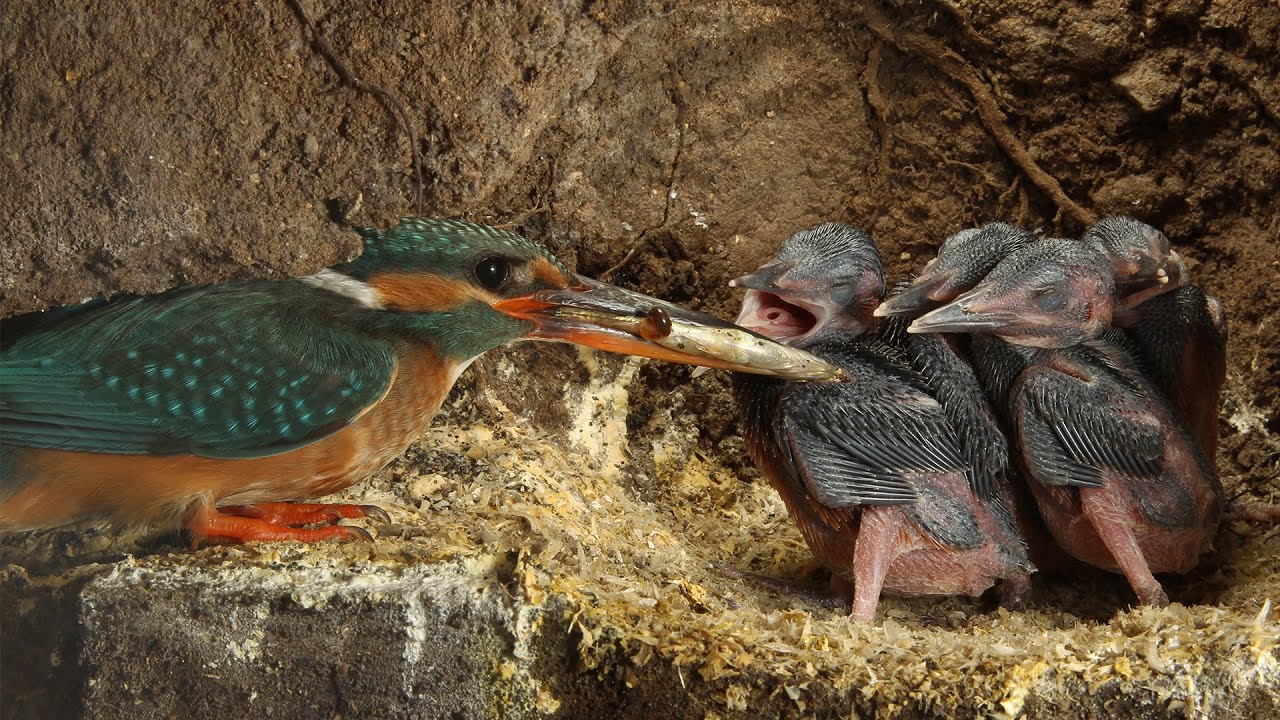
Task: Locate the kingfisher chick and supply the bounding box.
[874,222,1038,319]
[731,223,1031,622]
[909,238,1221,607]
[0,218,825,544]
[877,222,1079,575]
[871,222,1040,507]
[1083,216,1227,462]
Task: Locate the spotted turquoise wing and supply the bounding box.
[0,281,396,459]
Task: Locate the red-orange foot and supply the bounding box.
[187,503,388,544]
[218,502,392,527]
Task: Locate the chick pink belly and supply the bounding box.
[859,505,1009,598]
[781,494,1007,599]
[0,346,452,531]
[881,538,1007,597]
[1027,481,1205,575]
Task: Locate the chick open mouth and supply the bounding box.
[734,289,821,343]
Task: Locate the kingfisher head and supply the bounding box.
[308,217,822,375]
[730,222,885,345]
[875,222,1038,319]
[907,238,1115,349]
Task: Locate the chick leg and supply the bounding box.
[850,507,899,622]
[1079,488,1169,607]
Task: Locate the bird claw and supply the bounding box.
[357,504,393,525]
[339,525,375,543]
[188,502,386,545]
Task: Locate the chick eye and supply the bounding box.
[474,257,511,291]
[1033,286,1066,312]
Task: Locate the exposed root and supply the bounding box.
[287,0,426,212]
[863,5,1097,228]
[603,235,652,280]
[861,41,893,181]
[604,65,688,279]
[997,175,1021,216]
[935,0,996,52]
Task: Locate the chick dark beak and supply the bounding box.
[730,262,793,293]
[1114,250,1189,312]
[493,275,845,381]
[874,268,960,318]
[907,291,1018,335]
[736,264,862,310]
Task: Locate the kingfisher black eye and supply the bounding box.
[474,257,511,291]
[1033,286,1067,312]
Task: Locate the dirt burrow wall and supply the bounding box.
[3,0,1276,445]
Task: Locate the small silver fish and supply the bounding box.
[547,305,845,382]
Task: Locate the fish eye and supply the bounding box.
[474,257,511,291]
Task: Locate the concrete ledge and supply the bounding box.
[6,555,546,718]
[5,543,1279,719]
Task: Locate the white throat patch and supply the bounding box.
[302,269,385,310]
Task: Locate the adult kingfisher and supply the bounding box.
[0,217,835,544]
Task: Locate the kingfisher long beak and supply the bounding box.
[492,275,845,382]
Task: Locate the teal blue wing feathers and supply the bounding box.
[0,281,396,459]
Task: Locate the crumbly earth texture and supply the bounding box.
[2,1,1278,718]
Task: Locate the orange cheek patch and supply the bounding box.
[369,273,496,312]
[530,258,570,287]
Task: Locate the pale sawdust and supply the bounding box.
[316,359,1280,716]
[3,354,1278,716]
